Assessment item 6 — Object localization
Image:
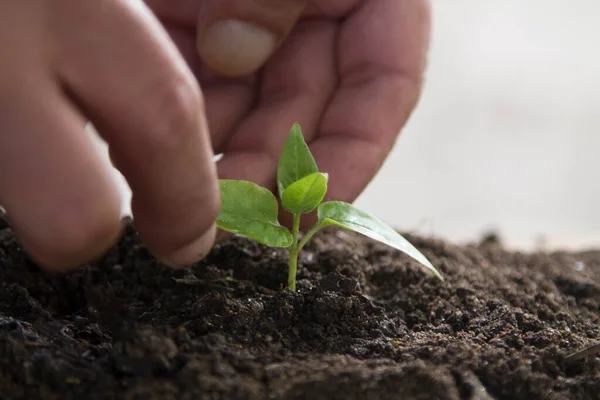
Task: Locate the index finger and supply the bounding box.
[55,0,220,267]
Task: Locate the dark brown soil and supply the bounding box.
[0,223,599,400]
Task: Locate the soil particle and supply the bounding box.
[0,224,599,399]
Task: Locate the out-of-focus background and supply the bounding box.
[354,0,600,251]
[94,0,600,252]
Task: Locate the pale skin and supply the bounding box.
[0,0,431,271]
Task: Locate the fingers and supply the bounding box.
[310,0,431,204]
[218,0,430,232]
[156,22,257,153]
[0,77,123,271]
[214,20,336,235]
[54,1,220,268]
[216,20,337,187]
[196,0,307,76]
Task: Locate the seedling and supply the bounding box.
[216,123,443,291]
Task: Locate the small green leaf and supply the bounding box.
[277,123,319,198]
[317,201,443,280]
[281,172,328,214]
[217,180,293,247]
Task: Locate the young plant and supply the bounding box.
[216,123,443,291]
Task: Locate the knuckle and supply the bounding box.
[142,74,204,153]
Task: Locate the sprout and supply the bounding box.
[216,123,443,291]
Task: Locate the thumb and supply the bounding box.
[196,0,306,77]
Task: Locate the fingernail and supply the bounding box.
[198,19,277,76]
[160,224,216,269]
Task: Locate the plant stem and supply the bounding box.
[287,213,301,291]
[288,217,328,291]
[291,213,300,246]
[297,222,327,251]
[288,247,299,291]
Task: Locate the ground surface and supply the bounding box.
[0,223,599,399]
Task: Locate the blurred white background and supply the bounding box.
[94,0,600,251]
[354,0,600,250]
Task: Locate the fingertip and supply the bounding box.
[158,223,217,269]
[21,209,125,273]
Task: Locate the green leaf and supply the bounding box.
[317,201,443,280]
[277,123,319,198]
[217,180,293,248]
[281,172,328,214]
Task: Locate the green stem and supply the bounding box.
[297,221,327,251]
[291,213,300,247]
[288,248,299,291]
[288,217,329,291]
[287,213,301,291]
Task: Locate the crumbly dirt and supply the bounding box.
[0,223,599,400]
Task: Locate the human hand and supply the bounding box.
[147,0,431,230]
[0,1,220,271]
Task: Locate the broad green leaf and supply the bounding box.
[217,180,293,248]
[277,123,319,198]
[317,201,443,280]
[281,172,328,214]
